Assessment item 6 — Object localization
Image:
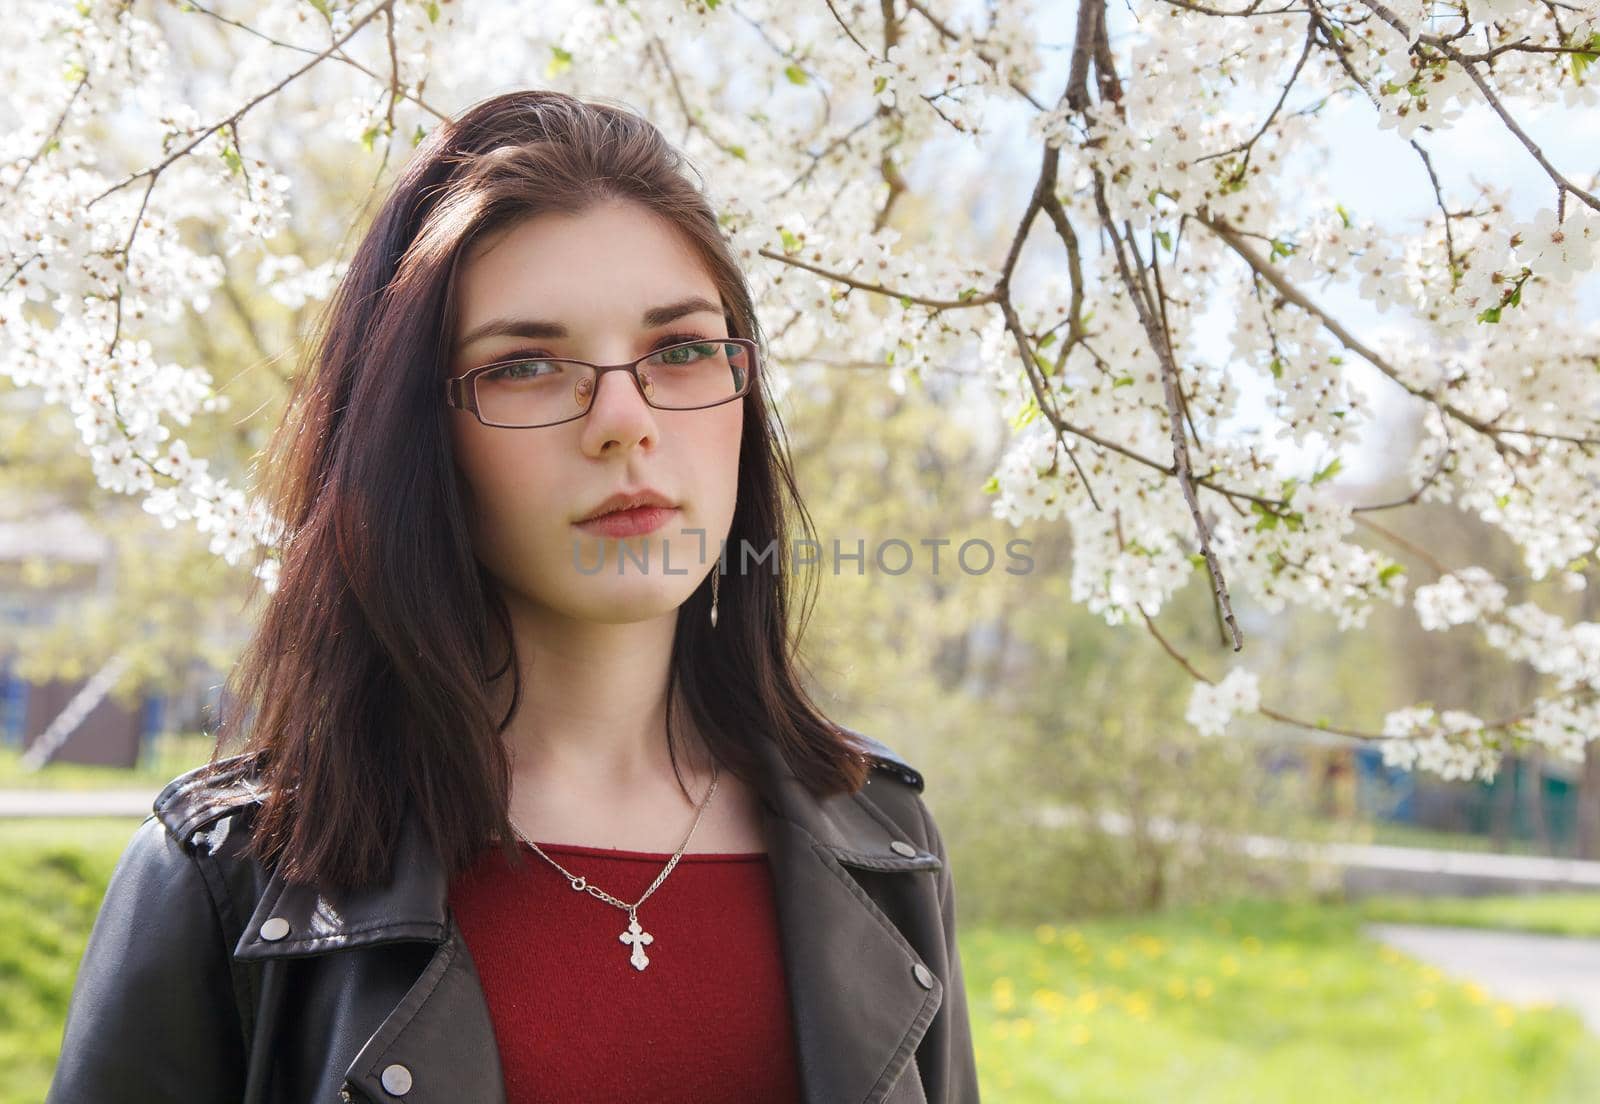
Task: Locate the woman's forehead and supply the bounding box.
[456,206,721,329]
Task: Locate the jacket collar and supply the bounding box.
[195,735,942,1104]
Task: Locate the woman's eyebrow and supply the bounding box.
[456,295,722,350]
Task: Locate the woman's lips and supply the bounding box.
[573,506,678,539]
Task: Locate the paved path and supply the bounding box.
[1364,922,1600,1033]
[1038,803,1600,895]
[0,789,160,817]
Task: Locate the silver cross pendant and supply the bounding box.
[618,912,654,971]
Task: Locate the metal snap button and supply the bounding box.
[890,840,917,857]
[913,962,935,989]
[381,1063,413,1095]
[259,916,291,941]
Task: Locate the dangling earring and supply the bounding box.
[709,569,720,629]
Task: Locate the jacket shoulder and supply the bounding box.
[837,724,925,792]
[152,752,268,846]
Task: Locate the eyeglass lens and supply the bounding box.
[473,340,752,427]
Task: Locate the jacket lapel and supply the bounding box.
[228,735,943,1104]
[231,797,507,1103]
[752,735,946,1104]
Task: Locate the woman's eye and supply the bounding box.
[484,357,560,381]
[652,335,722,364]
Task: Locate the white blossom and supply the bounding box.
[1185,667,1262,737]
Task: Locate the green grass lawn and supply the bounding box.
[967,895,1600,1102]
[5,818,1600,1103]
[0,818,143,1104]
[1355,892,1600,939]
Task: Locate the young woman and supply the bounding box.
[47,89,979,1104]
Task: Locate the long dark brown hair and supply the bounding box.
[207,89,871,889]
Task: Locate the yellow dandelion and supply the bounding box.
[1194,977,1214,1000]
[1135,935,1166,958]
[1069,1023,1092,1045]
[1494,1004,1517,1027]
[1032,989,1066,1017]
[1416,990,1436,1010]
[1035,923,1059,944]
[1106,948,1128,968]
[1165,977,1189,999]
[992,977,1015,1012]
[1218,954,1241,976]
[1241,935,1263,953]
[1463,982,1488,1004]
[1075,990,1101,1015]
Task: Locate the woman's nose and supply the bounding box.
[579,366,659,452]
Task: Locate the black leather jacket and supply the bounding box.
[45,731,980,1103]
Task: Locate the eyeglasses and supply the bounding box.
[445,337,758,428]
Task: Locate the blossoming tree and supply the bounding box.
[2,0,1596,783]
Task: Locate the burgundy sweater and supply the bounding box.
[447,838,804,1103]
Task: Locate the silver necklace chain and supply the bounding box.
[506,762,721,972]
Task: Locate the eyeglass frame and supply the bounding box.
[444,336,760,429]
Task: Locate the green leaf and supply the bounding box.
[784,64,808,85]
[1009,397,1042,432]
[982,475,1000,495]
[1378,562,1405,584]
[1569,31,1600,82]
[1269,356,1284,380]
[307,0,330,16]
[220,143,243,176]
[412,124,427,147]
[360,125,380,153]
[779,228,800,253]
[547,45,573,78]
[1311,457,1342,485]
[1334,203,1351,229]
[1188,552,1208,568]
[873,75,888,96]
[727,144,747,160]
[1477,305,1502,324]
[1155,229,1172,251]
[1112,375,1134,388]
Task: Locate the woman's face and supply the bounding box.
[446,198,744,625]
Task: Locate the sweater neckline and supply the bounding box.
[520,839,769,863]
